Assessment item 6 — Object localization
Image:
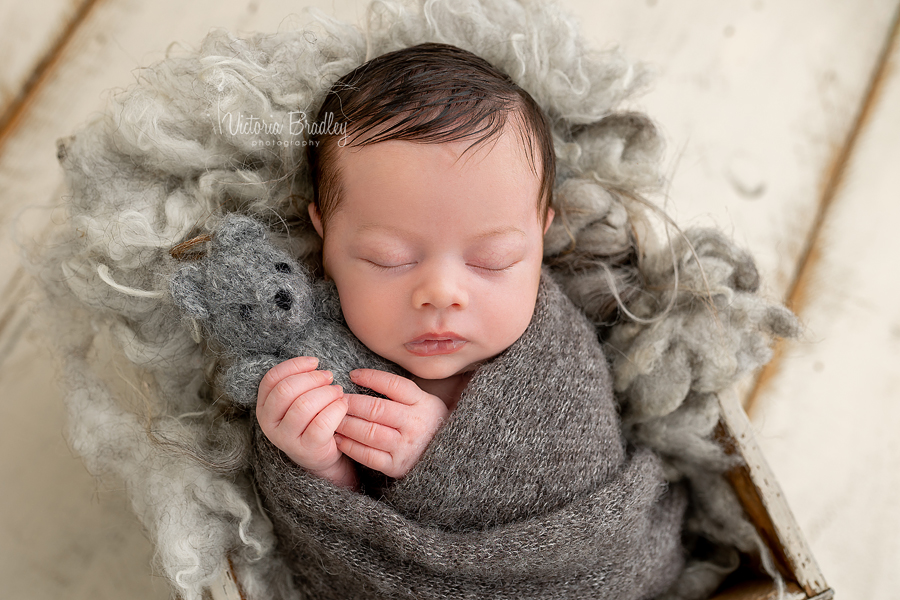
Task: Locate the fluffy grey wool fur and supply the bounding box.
[27,0,800,598]
[252,273,686,599]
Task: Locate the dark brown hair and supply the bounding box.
[307,43,555,229]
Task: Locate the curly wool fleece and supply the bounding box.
[31,0,799,599]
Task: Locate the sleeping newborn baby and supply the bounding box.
[173,42,687,600]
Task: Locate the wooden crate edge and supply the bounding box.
[716,389,830,597]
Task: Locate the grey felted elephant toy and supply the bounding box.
[169,213,402,409]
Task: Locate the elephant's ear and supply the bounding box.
[215,213,269,250]
[169,263,208,321]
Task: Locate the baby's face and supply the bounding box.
[311,126,552,382]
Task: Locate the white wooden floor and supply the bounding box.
[1,1,897,598]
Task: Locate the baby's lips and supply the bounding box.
[405,331,466,344]
[404,336,467,356]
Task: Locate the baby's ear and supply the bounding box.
[169,263,209,320]
[216,213,269,249]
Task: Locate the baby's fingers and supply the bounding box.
[344,393,406,429]
[258,369,334,422]
[299,394,349,450]
[257,356,319,404]
[274,385,347,438]
[350,369,423,405]
[337,415,402,451]
[334,434,397,478]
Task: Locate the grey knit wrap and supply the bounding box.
[251,272,687,600]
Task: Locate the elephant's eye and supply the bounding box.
[274,262,292,273]
[239,304,253,321]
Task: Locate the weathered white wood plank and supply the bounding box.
[0,316,172,600]
[208,563,245,600]
[0,0,92,121]
[712,580,809,600]
[750,25,900,600]
[718,389,828,596]
[568,0,899,301]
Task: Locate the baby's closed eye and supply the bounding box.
[466,260,518,272]
[352,239,415,271]
[465,244,526,272]
[364,258,416,271]
[358,248,416,270]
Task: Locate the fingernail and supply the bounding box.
[322,370,333,380]
[349,369,360,378]
[334,433,344,444]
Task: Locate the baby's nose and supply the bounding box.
[412,266,468,310]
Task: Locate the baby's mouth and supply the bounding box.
[404,333,467,356]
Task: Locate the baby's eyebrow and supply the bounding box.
[354,223,526,240]
[472,226,527,240]
[355,222,407,236]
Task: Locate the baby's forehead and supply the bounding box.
[342,129,539,186]
[336,110,541,174]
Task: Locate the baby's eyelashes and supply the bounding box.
[465,244,527,273]
[362,258,519,272]
[466,260,519,273]
[363,259,416,272]
[352,242,415,271]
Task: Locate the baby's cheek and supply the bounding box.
[338,289,394,354]
[489,282,539,348]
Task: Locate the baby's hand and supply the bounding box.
[336,369,449,480]
[256,357,358,490]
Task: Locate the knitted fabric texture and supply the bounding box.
[26,0,801,598]
[252,272,687,600]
